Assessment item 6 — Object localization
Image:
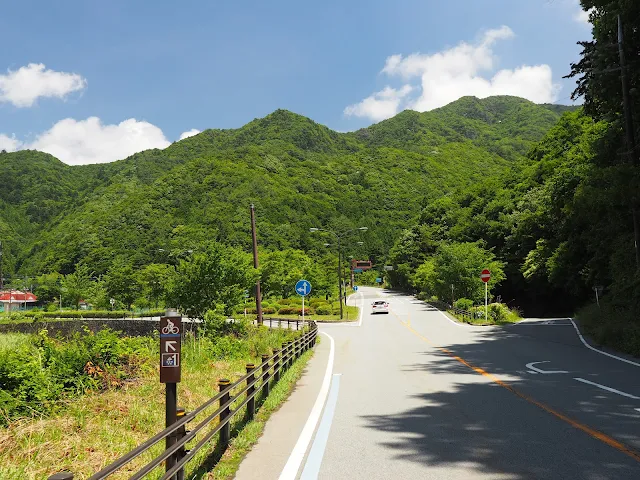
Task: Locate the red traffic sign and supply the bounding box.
[480,269,491,283]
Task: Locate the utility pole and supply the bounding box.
[338,237,343,320]
[618,14,640,269]
[250,204,263,325]
[0,240,3,290]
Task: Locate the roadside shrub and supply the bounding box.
[278,307,298,315]
[488,303,510,322]
[262,307,276,314]
[279,299,292,305]
[454,298,474,311]
[0,329,154,424]
[296,307,314,315]
[210,336,248,360]
[578,302,640,357]
[315,305,332,315]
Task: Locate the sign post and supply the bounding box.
[593,286,603,307]
[160,314,182,477]
[480,269,491,320]
[295,279,311,329]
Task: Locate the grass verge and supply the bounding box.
[263,304,359,323]
[576,302,640,357]
[201,348,314,479]
[448,308,521,326]
[0,326,301,479]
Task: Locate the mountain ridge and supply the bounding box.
[0,95,576,278]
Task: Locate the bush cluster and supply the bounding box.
[20,310,166,320]
[454,298,474,311]
[235,297,342,317]
[0,329,154,424]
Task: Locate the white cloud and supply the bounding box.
[344,85,413,122]
[0,134,21,152]
[569,0,593,25]
[179,128,201,140]
[26,117,171,165]
[0,63,86,107]
[345,26,560,121]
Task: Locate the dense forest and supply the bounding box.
[3,0,640,352]
[1,95,569,307]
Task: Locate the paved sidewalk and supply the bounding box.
[235,332,330,480]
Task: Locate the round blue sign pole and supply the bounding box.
[295,280,311,330]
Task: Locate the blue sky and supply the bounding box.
[0,0,591,164]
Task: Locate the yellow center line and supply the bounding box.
[399,318,640,463]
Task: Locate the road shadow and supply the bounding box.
[360,327,640,479]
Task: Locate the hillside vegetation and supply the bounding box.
[1,96,568,283]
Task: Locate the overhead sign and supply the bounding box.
[384,265,394,271]
[353,268,363,273]
[295,279,312,296]
[376,277,382,283]
[160,316,182,383]
[480,269,491,283]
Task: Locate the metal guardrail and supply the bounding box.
[48,321,319,480]
[450,307,473,321]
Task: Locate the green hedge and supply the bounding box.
[21,310,166,320]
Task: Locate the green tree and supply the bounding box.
[61,264,93,309]
[104,261,140,310]
[410,259,437,295]
[432,242,505,303]
[169,242,258,318]
[33,272,62,306]
[260,249,332,299]
[139,263,175,308]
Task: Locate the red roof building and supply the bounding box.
[0,290,38,311]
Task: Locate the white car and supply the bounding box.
[371,300,390,314]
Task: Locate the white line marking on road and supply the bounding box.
[525,361,569,374]
[356,291,364,327]
[635,408,640,412]
[428,303,472,328]
[527,370,538,374]
[279,332,335,480]
[569,319,640,367]
[574,377,640,400]
[300,373,342,479]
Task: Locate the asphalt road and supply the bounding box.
[285,286,640,479]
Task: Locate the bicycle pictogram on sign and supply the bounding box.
[162,318,180,335]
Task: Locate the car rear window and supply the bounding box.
[373,301,386,305]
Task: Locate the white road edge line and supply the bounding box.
[278,331,335,480]
[300,374,342,479]
[574,377,640,400]
[569,319,640,367]
[426,302,472,328]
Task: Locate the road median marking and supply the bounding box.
[399,321,640,463]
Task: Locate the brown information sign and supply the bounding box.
[160,316,182,383]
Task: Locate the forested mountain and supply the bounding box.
[1,95,569,282]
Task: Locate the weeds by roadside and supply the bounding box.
[576,302,640,357]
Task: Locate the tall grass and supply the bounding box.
[0,324,309,479]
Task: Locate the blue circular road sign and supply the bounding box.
[295,279,312,296]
